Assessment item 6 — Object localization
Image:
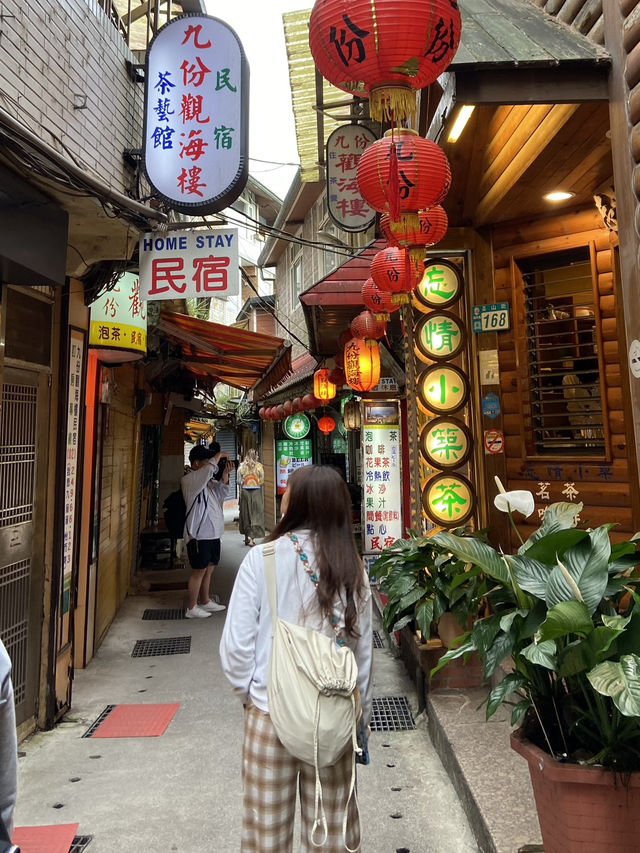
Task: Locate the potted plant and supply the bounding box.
[431,481,640,853]
[374,528,489,642]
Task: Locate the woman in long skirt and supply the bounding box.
[237,449,265,546]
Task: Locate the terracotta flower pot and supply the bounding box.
[511,728,640,853]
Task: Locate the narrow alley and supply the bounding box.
[12,512,479,853]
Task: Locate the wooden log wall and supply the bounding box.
[492,209,634,542]
[529,0,604,44]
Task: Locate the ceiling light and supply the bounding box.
[447,105,475,143]
[544,191,575,202]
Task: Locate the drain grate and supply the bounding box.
[370,696,416,732]
[131,636,191,657]
[142,608,185,621]
[83,706,116,738]
[372,630,385,648]
[70,836,93,852]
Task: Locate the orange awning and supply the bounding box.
[156,311,292,393]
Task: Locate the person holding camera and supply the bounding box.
[181,444,230,619]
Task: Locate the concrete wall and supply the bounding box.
[0,0,142,195]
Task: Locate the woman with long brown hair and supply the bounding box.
[220,465,372,852]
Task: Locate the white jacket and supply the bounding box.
[181,460,229,543]
[220,531,373,725]
[0,640,17,837]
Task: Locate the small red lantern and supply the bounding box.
[314,368,337,402]
[275,405,286,420]
[283,400,294,416]
[357,129,451,218]
[258,407,267,419]
[362,277,400,322]
[344,337,381,393]
[350,310,387,341]
[317,415,336,435]
[309,0,461,123]
[371,246,420,304]
[380,206,449,262]
[329,366,346,386]
[302,393,319,410]
[292,397,304,413]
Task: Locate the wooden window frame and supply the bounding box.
[511,240,611,463]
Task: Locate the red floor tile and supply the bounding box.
[12,823,79,853]
[91,702,180,737]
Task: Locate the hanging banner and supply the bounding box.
[62,329,85,613]
[139,228,239,300]
[143,14,249,214]
[326,125,377,232]
[362,401,403,555]
[89,272,147,362]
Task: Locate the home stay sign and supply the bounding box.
[139,228,239,300]
[144,14,249,214]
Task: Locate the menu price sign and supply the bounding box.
[362,401,403,556]
[276,439,312,495]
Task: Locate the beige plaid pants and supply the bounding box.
[241,702,361,852]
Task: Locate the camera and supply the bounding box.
[213,457,238,480]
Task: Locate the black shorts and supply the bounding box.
[186,538,221,570]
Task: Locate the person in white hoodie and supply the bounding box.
[0,639,17,843]
[220,465,373,852]
[181,444,231,619]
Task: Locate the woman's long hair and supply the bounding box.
[268,465,365,637]
[242,448,260,470]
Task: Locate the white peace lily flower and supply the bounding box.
[493,476,535,518]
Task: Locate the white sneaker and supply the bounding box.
[199,599,226,613]
[185,605,212,619]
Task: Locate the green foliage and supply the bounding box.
[426,502,640,772]
[374,529,489,639]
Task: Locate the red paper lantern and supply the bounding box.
[362,277,400,322]
[317,415,336,435]
[283,400,294,416]
[309,0,462,123]
[344,337,381,392]
[275,405,286,420]
[350,310,387,341]
[357,129,451,217]
[292,397,304,413]
[258,407,267,419]
[329,366,346,386]
[302,393,319,410]
[380,206,448,254]
[314,368,337,402]
[371,245,420,304]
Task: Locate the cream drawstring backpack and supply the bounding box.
[263,540,362,851]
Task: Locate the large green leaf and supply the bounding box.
[520,639,557,670]
[520,501,583,553]
[546,527,610,614]
[509,555,552,598]
[486,672,529,719]
[383,575,418,600]
[537,600,593,642]
[398,586,429,612]
[392,614,413,632]
[432,532,510,585]
[471,613,502,652]
[415,598,434,637]
[558,622,626,678]
[484,631,516,677]
[511,699,532,727]
[524,528,588,564]
[588,654,640,716]
[429,636,475,677]
[615,612,640,656]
